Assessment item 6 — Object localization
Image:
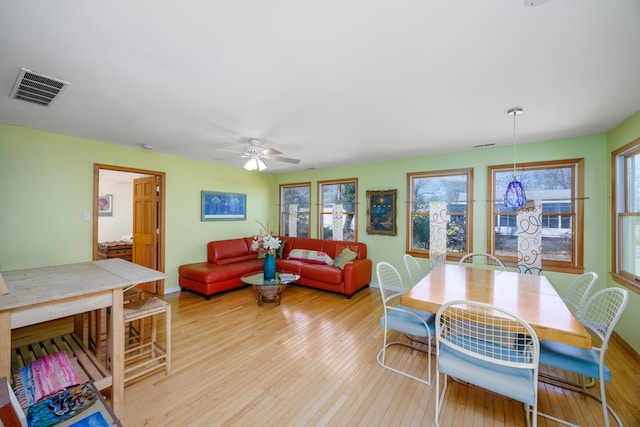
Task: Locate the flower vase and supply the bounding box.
[263,252,276,281]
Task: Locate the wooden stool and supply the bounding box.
[119,297,171,385]
[89,286,144,363]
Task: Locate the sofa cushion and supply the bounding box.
[179,260,262,282]
[208,239,252,265]
[289,238,325,252]
[288,249,334,265]
[300,263,343,284]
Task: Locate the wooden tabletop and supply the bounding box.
[400,263,592,349]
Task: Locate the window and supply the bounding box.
[279,183,311,238]
[318,178,358,241]
[488,158,584,273]
[612,138,640,292]
[407,169,473,259]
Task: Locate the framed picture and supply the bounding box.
[201,191,246,221]
[98,194,113,217]
[366,189,397,236]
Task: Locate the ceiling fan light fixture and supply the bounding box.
[243,156,267,171]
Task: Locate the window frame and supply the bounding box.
[406,168,474,261]
[487,158,584,273]
[612,137,640,293]
[317,178,358,241]
[279,182,311,238]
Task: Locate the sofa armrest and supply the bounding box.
[342,258,372,297]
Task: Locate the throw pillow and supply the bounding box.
[335,243,360,258]
[288,249,334,265]
[276,239,286,258]
[335,247,357,270]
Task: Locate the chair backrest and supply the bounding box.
[436,300,539,367]
[563,272,598,316]
[458,252,506,271]
[403,254,424,286]
[376,262,406,310]
[579,287,628,351]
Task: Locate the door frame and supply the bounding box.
[93,163,166,294]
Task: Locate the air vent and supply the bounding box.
[472,143,496,149]
[10,68,69,107]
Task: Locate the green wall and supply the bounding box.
[275,134,609,289]
[607,110,640,354]
[1,115,639,353]
[0,124,276,291]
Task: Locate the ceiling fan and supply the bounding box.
[216,138,301,171]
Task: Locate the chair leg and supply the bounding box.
[376,330,432,385]
[164,303,171,375]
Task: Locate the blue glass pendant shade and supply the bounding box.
[263,253,276,281]
[504,178,527,207]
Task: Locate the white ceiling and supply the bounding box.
[1,1,639,173]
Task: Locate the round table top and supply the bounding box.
[241,271,300,286]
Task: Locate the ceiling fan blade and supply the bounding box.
[260,148,283,156]
[215,147,245,154]
[268,155,301,164]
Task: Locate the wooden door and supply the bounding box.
[133,176,159,293]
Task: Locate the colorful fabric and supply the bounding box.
[26,382,98,427]
[18,351,82,406]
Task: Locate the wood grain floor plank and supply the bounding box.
[11,284,640,426]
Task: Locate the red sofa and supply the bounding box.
[178,237,372,300]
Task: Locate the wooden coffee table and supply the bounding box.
[241,271,300,306]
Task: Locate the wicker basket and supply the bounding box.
[253,284,287,305]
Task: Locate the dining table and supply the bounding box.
[0,258,166,415]
[400,263,592,349]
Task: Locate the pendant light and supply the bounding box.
[504,107,526,207]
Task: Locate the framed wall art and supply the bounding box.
[98,194,113,217]
[201,191,246,221]
[366,189,397,236]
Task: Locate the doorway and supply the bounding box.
[93,164,166,295]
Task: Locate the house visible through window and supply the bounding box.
[318,178,357,241]
[279,183,310,238]
[612,138,640,292]
[488,158,584,273]
[406,169,472,260]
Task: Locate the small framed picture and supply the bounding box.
[98,194,113,217]
[201,191,246,221]
[366,189,397,236]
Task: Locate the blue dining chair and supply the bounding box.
[376,262,435,385]
[539,287,628,427]
[435,300,540,427]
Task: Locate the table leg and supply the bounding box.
[0,311,10,380]
[110,288,124,415]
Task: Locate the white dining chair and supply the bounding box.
[458,252,506,271]
[403,254,424,286]
[435,300,540,427]
[376,262,435,385]
[563,271,598,317]
[539,287,628,427]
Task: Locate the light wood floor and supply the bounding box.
[12,284,640,426]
